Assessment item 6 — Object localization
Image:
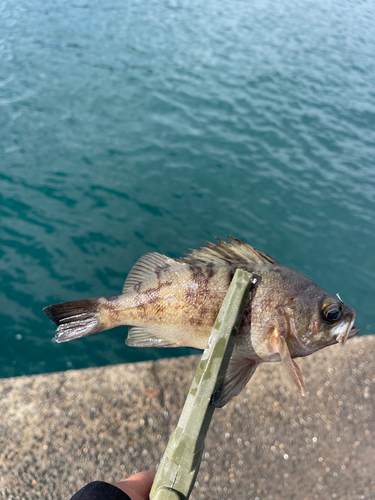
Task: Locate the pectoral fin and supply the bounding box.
[212,357,258,408]
[274,335,306,396]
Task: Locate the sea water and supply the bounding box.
[1,0,374,377]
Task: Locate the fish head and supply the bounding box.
[314,298,358,344]
[268,266,361,355]
[289,286,360,354]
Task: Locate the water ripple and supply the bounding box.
[1,0,374,377]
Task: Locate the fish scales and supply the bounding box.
[44,237,360,407]
[98,261,237,350]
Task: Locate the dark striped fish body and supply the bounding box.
[96,255,237,350]
[44,237,359,407]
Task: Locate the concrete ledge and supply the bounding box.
[0,336,374,500]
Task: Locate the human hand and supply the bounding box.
[112,471,156,500]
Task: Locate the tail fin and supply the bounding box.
[44,298,105,343]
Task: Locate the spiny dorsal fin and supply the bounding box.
[179,237,276,267]
[126,326,181,348]
[212,357,258,408]
[123,252,177,294]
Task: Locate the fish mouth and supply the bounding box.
[348,325,360,339]
[333,313,359,345]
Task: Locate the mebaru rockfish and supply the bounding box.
[44,237,360,407]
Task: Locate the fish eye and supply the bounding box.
[322,303,342,322]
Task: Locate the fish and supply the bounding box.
[44,237,360,407]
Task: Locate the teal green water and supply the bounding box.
[1,0,374,378]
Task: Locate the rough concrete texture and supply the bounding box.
[0,336,374,500]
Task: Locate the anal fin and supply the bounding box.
[212,357,258,408]
[126,326,181,348]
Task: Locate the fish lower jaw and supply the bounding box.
[348,325,360,339]
[332,317,356,345]
[335,331,348,345]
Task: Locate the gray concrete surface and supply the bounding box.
[0,336,374,500]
